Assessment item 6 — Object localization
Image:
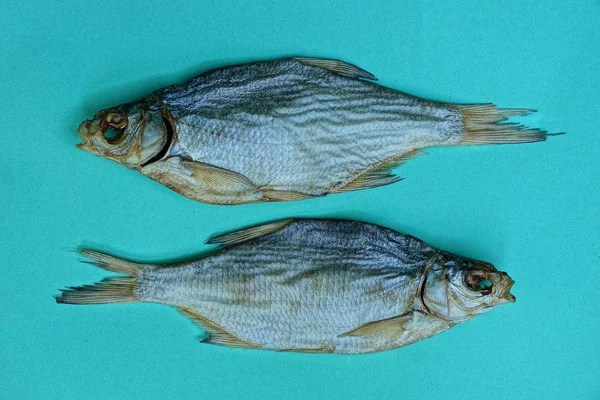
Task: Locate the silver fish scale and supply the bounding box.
[157,59,465,193]
[135,220,439,353]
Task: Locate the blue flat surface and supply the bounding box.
[1,1,598,399]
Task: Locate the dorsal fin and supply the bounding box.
[177,307,261,349]
[294,57,377,81]
[335,150,426,193]
[207,219,294,247]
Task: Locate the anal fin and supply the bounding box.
[339,313,414,341]
[335,150,426,193]
[177,307,261,349]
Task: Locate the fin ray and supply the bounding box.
[339,313,413,341]
[335,150,426,193]
[454,104,559,145]
[294,57,377,80]
[207,219,294,247]
[55,277,137,305]
[186,161,257,189]
[141,158,263,205]
[278,347,334,354]
[177,307,261,349]
[79,249,144,275]
[261,189,317,202]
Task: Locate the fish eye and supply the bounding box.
[106,112,127,130]
[102,112,127,143]
[464,270,493,295]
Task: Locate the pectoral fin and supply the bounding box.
[294,57,377,80]
[177,307,261,349]
[339,313,414,341]
[140,158,263,205]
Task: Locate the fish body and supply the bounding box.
[77,58,554,205]
[56,219,515,354]
[157,59,461,196]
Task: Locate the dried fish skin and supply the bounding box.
[56,219,515,354]
[77,58,555,205]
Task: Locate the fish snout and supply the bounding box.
[76,119,103,154]
[77,119,93,137]
[502,277,516,303]
[492,272,516,304]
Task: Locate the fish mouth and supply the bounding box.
[497,275,516,303]
[502,292,516,303]
[76,119,101,154]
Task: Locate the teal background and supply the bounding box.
[1,1,598,399]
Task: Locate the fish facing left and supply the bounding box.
[56,219,515,354]
[76,57,558,205]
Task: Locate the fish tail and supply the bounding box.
[55,249,146,305]
[454,104,562,145]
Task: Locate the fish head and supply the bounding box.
[77,99,170,168]
[420,252,515,323]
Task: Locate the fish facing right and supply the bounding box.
[76,57,558,205]
[56,219,515,354]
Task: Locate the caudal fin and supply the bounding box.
[55,249,145,305]
[455,104,562,145]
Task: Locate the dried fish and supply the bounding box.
[56,219,515,354]
[77,57,556,204]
